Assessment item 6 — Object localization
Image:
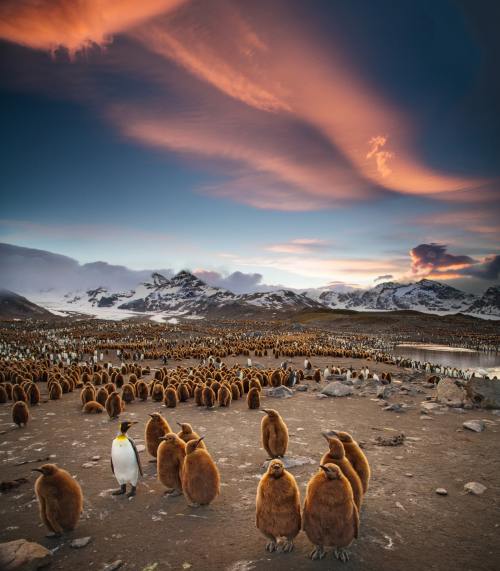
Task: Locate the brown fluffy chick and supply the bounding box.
[256,459,301,553]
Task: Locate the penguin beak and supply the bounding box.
[321,431,331,441]
[260,409,269,414]
[148,414,155,418]
[319,464,329,473]
[193,436,205,449]
[32,468,43,473]
[176,421,182,427]
[130,421,138,424]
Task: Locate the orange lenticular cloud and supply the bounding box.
[131,1,484,198]
[0,0,186,54]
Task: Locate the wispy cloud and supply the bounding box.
[0,0,487,212]
[0,0,186,54]
[266,239,331,254]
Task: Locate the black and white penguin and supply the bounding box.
[111,420,143,497]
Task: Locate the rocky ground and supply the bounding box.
[0,355,499,571]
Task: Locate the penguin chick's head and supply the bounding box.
[159,433,179,446]
[148,412,163,422]
[321,433,345,459]
[120,420,138,434]
[186,436,205,454]
[32,463,58,477]
[176,422,192,434]
[267,459,285,478]
[328,430,354,444]
[261,408,279,419]
[319,464,342,480]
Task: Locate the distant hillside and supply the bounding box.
[0,289,53,319]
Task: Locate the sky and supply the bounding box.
[0,0,498,294]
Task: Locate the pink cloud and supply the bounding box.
[0,0,186,54]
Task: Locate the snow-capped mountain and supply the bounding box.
[31,272,499,320]
[312,279,478,314]
[465,285,500,317]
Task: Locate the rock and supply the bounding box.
[374,433,405,446]
[436,378,467,408]
[82,462,95,469]
[383,403,407,413]
[102,561,123,571]
[295,385,308,392]
[435,488,448,496]
[264,386,294,398]
[465,378,500,409]
[463,420,485,433]
[262,456,315,471]
[420,402,444,414]
[70,537,91,549]
[0,539,52,570]
[320,382,353,397]
[136,444,146,453]
[92,455,101,461]
[464,482,487,495]
[316,393,328,399]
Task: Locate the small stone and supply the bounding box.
[463,420,485,433]
[464,482,487,495]
[92,455,101,461]
[102,561,123,571]
[405,473,413,477]
[82,462,95,469]
[70,537,92,549]
[295,385,308,392]
[435,488,448,496]
[316,394,328,399]
[136,444,146,453]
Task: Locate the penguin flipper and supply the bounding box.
[111,456,115,475]
[129,437,143,476]
[353,503,360,539]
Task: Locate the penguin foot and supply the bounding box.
[309,546,325,560]
[265,540,278,553]
[280,540,294,553]
[334,547,350,563]
[127,486,137,498]
[112,484,126,496]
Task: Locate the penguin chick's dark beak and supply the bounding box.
[321,432,331,441]
[176,421,183,427]
[148,413,155,418]
[260,409,269,414]
[32,468,43,473]
[319,465,329,473]
[193,436,205,449]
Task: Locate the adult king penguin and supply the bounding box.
[111,420,143,497]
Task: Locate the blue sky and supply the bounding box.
[0,0,498,292]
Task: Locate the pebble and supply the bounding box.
[82,462,96,469]
[435,488,448,496]
[464,482,487,495]
[463,420,485,433]
[102,561,123,571]
[136,444,146,453]
[70,536,92,548]
[92,455,101,461]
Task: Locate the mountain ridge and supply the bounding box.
[26,270,500,320]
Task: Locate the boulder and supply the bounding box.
[261,456,315,471]
[436,378,467,408]
[264,386,294,398]
[0,540,52,571]
[320,382,353,397]
[465,378,500,409]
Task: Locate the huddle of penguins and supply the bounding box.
[32,404,370,563]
